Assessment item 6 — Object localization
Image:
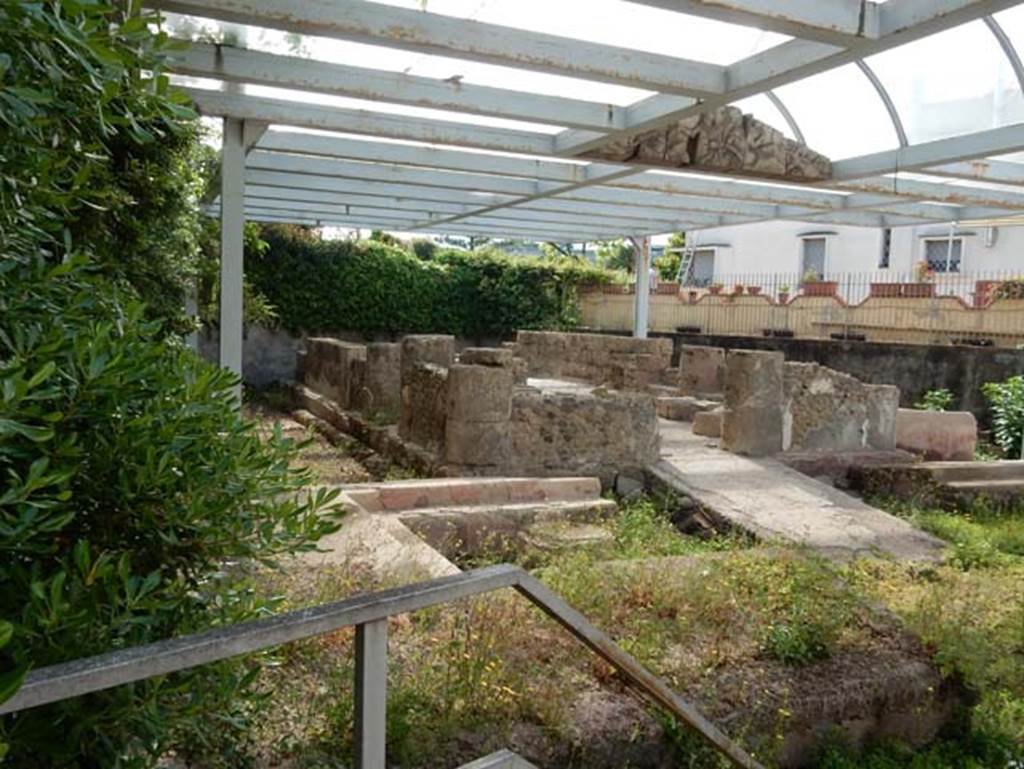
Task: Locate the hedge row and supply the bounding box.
[247,228,613,336]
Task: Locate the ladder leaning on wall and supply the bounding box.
[671,233,704,286]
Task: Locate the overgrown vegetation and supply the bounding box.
[982,374,1024,456]
[838,496,1024,767]
[243,495,923,767]
[0,3,338,765]
[914,388,955,412]
[247,226,613,336]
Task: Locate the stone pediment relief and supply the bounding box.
[581,105,832,182]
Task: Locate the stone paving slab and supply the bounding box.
[653,420,945,562]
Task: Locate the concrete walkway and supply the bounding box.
[652,420,945,561]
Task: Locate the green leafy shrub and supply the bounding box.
[914,388,955,411]
[0,3,340,765]
[817,730,1022,769]
[411,238,438,260]
[246,228,612,336]
[0,1,204,331]
[0,258,341,767]
[762,607,833,665]
[982,375,1024,456]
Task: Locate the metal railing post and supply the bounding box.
[354,619,389,769]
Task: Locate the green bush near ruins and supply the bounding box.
[982,375,1024,457]
[0,3,338,766]
[246,225,613,337]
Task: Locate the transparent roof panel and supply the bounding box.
[175,77,566,133]
[772,64,900,159]
[162,3,1024,167]
[866,20,1024,145]
[161,12,653,106]
[368,0,790,65]
[730,94,797,142]
[993,6,1024,81]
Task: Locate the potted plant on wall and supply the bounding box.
[777,284,790,304]
[732,283,745,296]
[747,285,762,296]
[708,282,724,295]
[656,281,680,295]
[869,281,902,298]
[801,269,838,297]
[904,260,936,297]
[993,276,1024,300]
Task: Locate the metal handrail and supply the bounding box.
[0,564,763,769]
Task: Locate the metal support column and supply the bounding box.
[354,619,388,769]
[632,236,651,339]
[220,116,245,402]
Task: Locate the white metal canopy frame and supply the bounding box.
[153,0,1024,363]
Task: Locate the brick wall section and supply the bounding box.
[514,330,673,388]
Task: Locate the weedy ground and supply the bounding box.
[242,401,1023,769]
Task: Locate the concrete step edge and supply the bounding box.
[945,479,1024,490]
[397,499,617,519]
[456,749,538,769]
[341,477,604,512]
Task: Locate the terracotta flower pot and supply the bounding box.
[802,281,838,297]
[777,292,789,305]
[747,286,762,296]
[709,285,723,295]
[656,282,680,295]
[870,282,902,298]
[902,282,935,298]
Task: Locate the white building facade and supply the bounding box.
[683,219,1023,287]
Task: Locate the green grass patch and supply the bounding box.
[816,728,1022,769]
[457,496,748,570]
[843,496,1024,763]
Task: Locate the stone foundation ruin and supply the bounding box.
[299,332,909,474]
[299,332,662,485]
[294,329,965,765]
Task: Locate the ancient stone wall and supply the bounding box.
[401,334,455,384]
[507,388,660,484]
[678,344,725,396]
[302,337,366,409]
[514,330,673,389]
[719,351,900,457]
[895,408,977,461]
[782,363,899,453]
[398,363,449,452]
[303,336,661,483]
[721,350,785,457]
[352,342,401,419]
[444,363,514,468]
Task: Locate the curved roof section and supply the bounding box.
[163,0,1024,161]
[156,0,1024,238]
